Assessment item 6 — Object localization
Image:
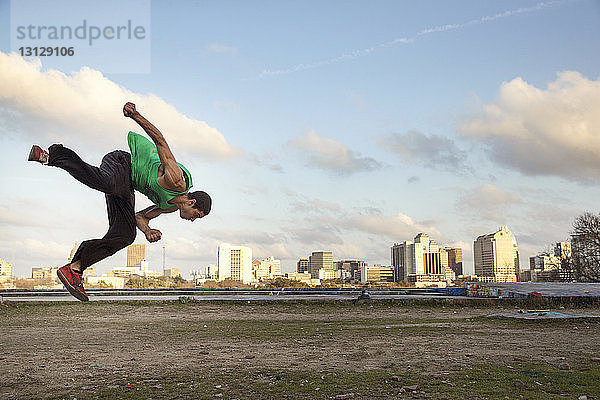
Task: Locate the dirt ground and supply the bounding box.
[1,300,599,399]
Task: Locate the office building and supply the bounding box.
[391,233,450,285]
[309,251,333,279]
[391,241,411,281]
[361,265,395,283]
[217,243,253,284]
[126,244,147,267]
[335,260,366,281]
[445,247,463,277]
[473,226,520,282]
[253,256,282,281]
[318,268,336,280]
[555,241,574,281]
[297,259,310,273]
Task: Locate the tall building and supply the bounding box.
[297,259,309,273]
[473,226,520,282]
[217,243,253,284]
[127,244,147,267]
[391,233,451,285]
[391,241,412,281]
[444,247,463,280]
[555,241,574,281]
[309,251,333,278]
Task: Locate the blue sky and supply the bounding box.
[1,0,600,278]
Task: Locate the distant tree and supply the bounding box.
[173,275,193,288]
[571,212,600,282]
[217,278,252,288]
[319,279,343,288]
[14,279,36,290]
[201,280,219,288]
[263,277,309,288]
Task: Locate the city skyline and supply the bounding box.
[1,233,580,286]
[1,1,599,280]
[0,225,536,282]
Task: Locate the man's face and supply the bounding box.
[179,202,205,222]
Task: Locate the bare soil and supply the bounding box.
[1,300,599,399]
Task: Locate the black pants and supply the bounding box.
[48,144,136,271]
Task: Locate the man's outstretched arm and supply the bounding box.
[123,102,186,191]
[135,205,177,243]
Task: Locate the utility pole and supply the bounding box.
[162,242,166,273]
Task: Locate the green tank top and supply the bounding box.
[127,131,193,210]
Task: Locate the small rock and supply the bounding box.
[214,394,223,398]
[558,362,571,370]
[334,394,354,399]
[578,396,588,400]
[513,379,525,389]
[590,358,600,363]
[390,375,401,382]
[245,355,255,359]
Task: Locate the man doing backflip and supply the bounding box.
[28,102,212,301]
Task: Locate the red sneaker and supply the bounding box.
[28,145,49,164]
[57,264,89,302]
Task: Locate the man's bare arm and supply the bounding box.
[123,102,186,191]
[135,205,177,243]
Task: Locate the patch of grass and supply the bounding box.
[454,362,600,399]
[46,363,600,400]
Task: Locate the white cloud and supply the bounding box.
[289,130,381,175]
[379,130,470,173]
[459,71,600,180]
[1,238,72,262]
[457,184,521,222]
[343,212,441,241]
[0,52,239,160]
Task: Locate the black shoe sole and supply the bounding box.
[57,269,89,302]
[27,145,38,161]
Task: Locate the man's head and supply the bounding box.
[178,191,212,221]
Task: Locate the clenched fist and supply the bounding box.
[145,228,162,243]
[123,102,138,118]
